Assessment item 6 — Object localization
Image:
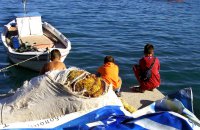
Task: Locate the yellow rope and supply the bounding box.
[120,98,137,113]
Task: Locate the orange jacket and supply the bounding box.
[98,62,121,89]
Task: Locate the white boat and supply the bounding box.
[1,12,71,71]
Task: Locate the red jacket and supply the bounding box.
[139,56,160,90]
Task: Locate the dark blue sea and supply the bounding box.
[0,0,200,117]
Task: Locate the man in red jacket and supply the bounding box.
[132,43,160,92]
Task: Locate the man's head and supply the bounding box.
[50,49,61,61]
[144,43,154,56]
[104,56,115,64]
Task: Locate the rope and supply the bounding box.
[0,52,47,72]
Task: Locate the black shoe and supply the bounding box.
[115,92,121,97]
[132,87,144,93]
[149,89,154,91]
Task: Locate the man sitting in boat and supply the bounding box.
[97,56,122,97]
[40,49,66,75]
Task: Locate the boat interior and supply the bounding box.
[5,13,66,52]
[6,26,66,51]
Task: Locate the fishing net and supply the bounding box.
[0,67,122,124]
[65,70,105,97]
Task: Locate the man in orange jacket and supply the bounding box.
[97,56,122,97]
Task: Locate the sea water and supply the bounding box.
[0,0,200,117]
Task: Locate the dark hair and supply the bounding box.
[104,56,115,64]
[50,49,61,60]
[144,43,154,55]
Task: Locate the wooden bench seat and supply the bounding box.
[20,35,54,49]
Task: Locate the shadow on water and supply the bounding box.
[0,61,38,91]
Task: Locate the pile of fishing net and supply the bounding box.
[0,67,122,124]
[65,69,105,97]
